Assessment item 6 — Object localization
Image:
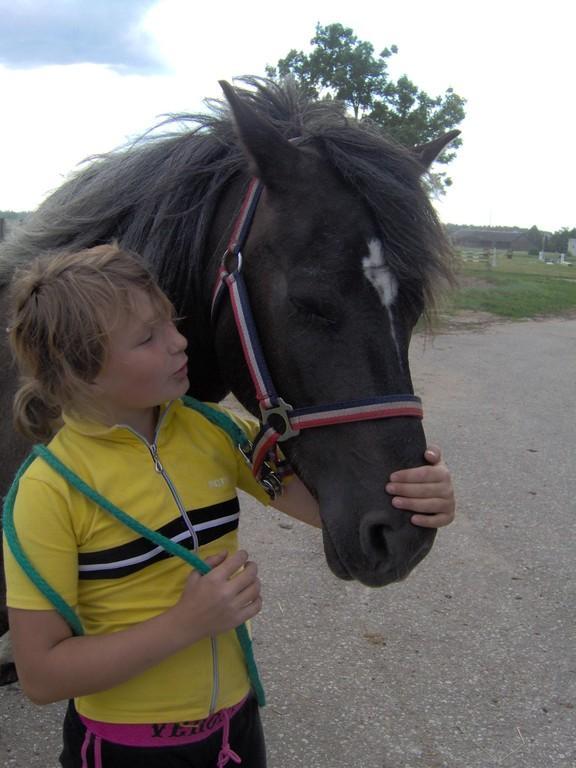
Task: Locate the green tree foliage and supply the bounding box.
[547,227,576,253]
[268,24,397,119]
[526,224,543,254]
[522,224,576,255]
[267,23,466,192]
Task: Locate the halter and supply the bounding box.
[211,178,423,492]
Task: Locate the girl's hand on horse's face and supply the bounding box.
[385,445,455,528]
[170,550,262,644]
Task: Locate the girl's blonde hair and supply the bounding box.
[8,243,173,441]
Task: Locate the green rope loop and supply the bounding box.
[3,454,85,636]
[2,399,265,706]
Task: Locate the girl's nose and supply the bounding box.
[168,322,188,353]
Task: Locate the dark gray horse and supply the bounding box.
[0,78,458,682]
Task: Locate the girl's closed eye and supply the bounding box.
[138,330,154,345]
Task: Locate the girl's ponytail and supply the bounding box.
[13,378,62,443]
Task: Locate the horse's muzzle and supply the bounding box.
[321,508,436,587]
[358,510,436,585]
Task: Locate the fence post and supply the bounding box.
[0,218,5,242]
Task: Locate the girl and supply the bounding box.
[3,244,455,768]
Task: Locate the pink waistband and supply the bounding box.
[79,695,248,748]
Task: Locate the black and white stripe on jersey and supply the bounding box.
[78,498,240,580]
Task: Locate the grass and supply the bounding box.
[442,252,576,319]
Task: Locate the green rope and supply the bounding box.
[3,454,85,636]
[181,396,252,450]
[3,399,265,706]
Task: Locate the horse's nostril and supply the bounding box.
[365,523,390,556]
[360,511,400,558]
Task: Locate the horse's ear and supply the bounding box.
[219,80,301,189]
[414,130,461,170]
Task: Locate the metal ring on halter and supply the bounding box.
[260,398,300,441]
[223,249,243,275]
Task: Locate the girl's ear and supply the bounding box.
[219,80,302,190]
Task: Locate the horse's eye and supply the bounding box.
[289,296,338,327]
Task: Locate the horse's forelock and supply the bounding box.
[312,128,455,316]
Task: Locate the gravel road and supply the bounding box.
[1,316,574,768]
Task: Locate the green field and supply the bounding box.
[442,251,576,319]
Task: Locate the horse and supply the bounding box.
[0,77,458,684]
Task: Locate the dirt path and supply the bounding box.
[1,317,574,767]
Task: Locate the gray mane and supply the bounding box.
[0,77,453,313]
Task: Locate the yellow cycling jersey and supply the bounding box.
[3,398,269,723]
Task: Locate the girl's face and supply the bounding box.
[93,289,189,427]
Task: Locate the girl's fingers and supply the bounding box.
[238,596,263,623]
[234,580,262,609]
[211,550,249,580]
[389,464,450,484]
[391,496,449,514]
[424,445,442,464]
[227,562,258,594]
[386,481,452,499]
[203,551,229,569]
[410,512,453,528]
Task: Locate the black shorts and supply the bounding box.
[59,697,267,768]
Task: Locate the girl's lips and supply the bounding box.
[174,360,188,376]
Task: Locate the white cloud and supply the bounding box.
[0,0,161,72]
[0,0,574,230]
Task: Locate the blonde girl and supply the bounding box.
[3,243,455,767]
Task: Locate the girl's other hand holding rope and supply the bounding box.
[169,550,262,645]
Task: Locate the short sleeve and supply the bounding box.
[198,404,271,505]
[3,475,79,610]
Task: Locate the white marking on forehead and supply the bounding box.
[362,238,403,369]
[362,239,398,309]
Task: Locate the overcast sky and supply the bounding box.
[0,0,573,231]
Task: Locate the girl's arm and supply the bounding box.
[271,475,322,527]
[271,445,455,529]
[9,549,261,705]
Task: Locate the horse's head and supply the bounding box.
[214,81,457,587]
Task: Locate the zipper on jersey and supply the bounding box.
[120,404,220,714]
[148,440,220,714]
[119,404,199,550]
[208,636,220,714]
[148,442,199,551]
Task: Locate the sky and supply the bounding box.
[0,0,574,232]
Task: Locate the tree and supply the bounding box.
[547,227,576,254]
[268,24,397,119]
[267,23,466,192]
[525,225,543,254]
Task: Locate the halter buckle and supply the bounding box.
[260,398,300,441]
[259,466,284,499]
[238,441,284,500]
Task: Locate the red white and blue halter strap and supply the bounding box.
[211,178,423,478]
